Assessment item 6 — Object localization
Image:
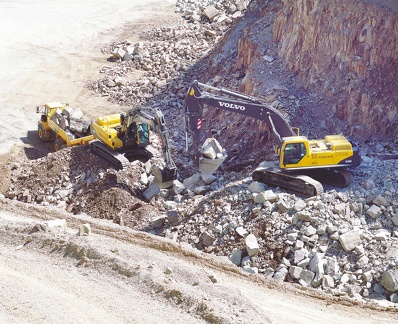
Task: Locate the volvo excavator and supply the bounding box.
[184,80,361,197]
[90,107,177,183]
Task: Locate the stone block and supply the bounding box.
[199,156,225,174]
[183,173,201,190]
[254,190,277,204]
[299,269,315,287]
[203,5,218,21]
[166,210,181,225]
[113,47,126,59]
[201,231,216,246]
[229,248,243,266]
[373,194,390,207]
[309,253,325,274]
[45,218,67,234]
[151,215,166,229]
[172,179,185,194]
[248,181,266,193]
[339,230,362,252]
[366,205,382,218]
[289,265,303,279]
[381,269,398,292]
[143,183,160,202]
[245,234,259,256]
[201,173,217,184]
[78,223,91,236]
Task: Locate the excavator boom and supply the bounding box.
[185,81,295,166]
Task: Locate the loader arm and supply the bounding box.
[184,80,296,165]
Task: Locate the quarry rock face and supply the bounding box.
[272,0,398,138]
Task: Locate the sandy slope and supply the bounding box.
[0,1,397,323]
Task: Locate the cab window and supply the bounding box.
[284,143,306,164]
[137,123,150,144]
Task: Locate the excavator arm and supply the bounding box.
[184,80,296,165]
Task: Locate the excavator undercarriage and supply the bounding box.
[252,167,324,197]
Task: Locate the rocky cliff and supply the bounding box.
[272,0,398,139]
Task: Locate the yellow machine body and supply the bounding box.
[279,135,356,170]
[37,102,94,150]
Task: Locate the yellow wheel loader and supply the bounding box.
[36,102,94,151]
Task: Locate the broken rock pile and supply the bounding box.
[153,156,398,306]
[88,1,251,106]
[5,143,398,306]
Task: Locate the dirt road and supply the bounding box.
[0,1,397,323]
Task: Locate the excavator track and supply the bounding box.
[90,141,153,170]
[252,167,324,197]
[301,169,353,188]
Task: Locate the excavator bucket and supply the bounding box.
[151,164,177,188]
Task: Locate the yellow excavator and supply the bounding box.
[90,107,177,183]
[184,80,361,197]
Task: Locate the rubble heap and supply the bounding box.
[5,143,398,306]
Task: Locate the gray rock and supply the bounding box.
[309,253,325,275]
[201,231,216,246]
[172,179,185,194]
[143,183,161,202]
[373,194,389,207]
[245,234,259,256]
[294,248,309,264]
[273,266,288,281]
[248,181,266,193]
[183,173,201,190]
[366,205,382,218]
[322,275,335,288]
[363,179,375,190]
[334,203,346,215]
[166,210,181,225]
[299,269,315,287]
[263,55,275,63]
[381,269,398,292]
[203,5,219,21]
[78,223,91,236]
[201,137,224,159]
[242,265,258,274]
[194,185,212,195]
[254,190,277,204]
[339,230,362,252]
[289,265,303,280]
[236,226,248,237]
[45,219,67,234]
[201,173,217,184]
[294,200,306,211]
[229,248,243,266]
[277,199,289,213]
[151,215,166,229]
[392,213,398,226]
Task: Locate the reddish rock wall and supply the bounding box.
[272,0,398,138]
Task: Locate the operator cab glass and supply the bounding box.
[284,143,306,165]
[137,123,150,144]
